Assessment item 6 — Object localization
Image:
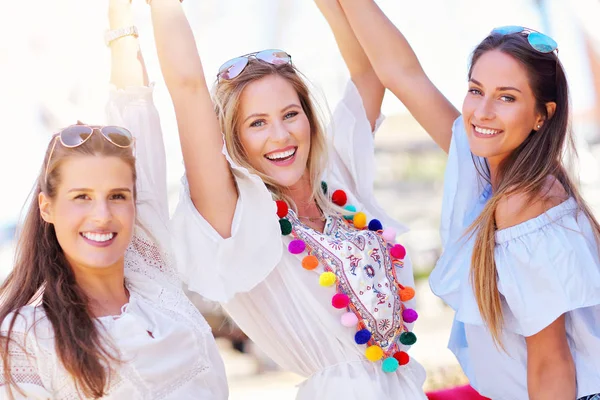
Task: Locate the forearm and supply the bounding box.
[337,0,425,89]
[316,0,383,128]
[109,0,148,89]
[149,0,209,90]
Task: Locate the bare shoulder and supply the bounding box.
[495,176,569,230]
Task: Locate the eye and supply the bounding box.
[110,193,127,200]
[284,111,299,119]
[468,88,483,96]
[250,119,266,128]
[74,194,90,200]
[499,95,515,102]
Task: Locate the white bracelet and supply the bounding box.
[104,26,139,47]
[146,0,183,5]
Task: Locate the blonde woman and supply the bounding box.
[145,0,427,398]
[338,1,600,399]
[0,0,227,398]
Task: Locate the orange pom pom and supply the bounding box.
[302,255,319,270]
[400,287,415,302]
[353,212,367,229]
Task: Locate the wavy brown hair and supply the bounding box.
[466,32,600,345]
[212,58,338,214]
[0,131,136,398]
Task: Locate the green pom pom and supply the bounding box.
[321,181,328,195]
[382,357,399,373]
[399,332,417,346]
[279,218,292,235]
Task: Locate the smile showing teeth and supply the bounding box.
[474,125,502,135]
[265,148,296,161]
[81,232,115,243]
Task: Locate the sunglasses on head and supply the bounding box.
[217,49,292,82]
[491,26,558,54]
[45,125,134,185]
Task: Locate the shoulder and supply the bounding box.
[495,176,569,230]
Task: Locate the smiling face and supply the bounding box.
[462,50,544,166]
[39,155,135,271]
[237,74,312,188]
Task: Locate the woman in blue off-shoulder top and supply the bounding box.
[338,1,600,399]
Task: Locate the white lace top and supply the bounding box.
[0,86,228,400]
[171,81,427,400]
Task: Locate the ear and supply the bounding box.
[535,101,557,131]
[38,192,54,224]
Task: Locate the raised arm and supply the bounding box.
[149,0,236,238]
[314,0,383,130]
[338,0,459,153]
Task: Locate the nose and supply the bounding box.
[92,199,113,224]
[474,96,495,121]
[270,120,290,143]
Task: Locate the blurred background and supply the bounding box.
[1,0,599,398]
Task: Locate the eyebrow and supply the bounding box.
[68,188,132,193]
[243,103,301,124]
[469,78,522,93]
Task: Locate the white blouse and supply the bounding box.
[171,81,427,399]
[0,86,228,399]
[430,116,600,400]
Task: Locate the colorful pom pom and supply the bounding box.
[332,293,350,309]
[381,228,397,243]
[400,287,416,302]
[390,244,406,259]
[321,181,328,195]
[319,272,337,287]
[353,212,367,229]
[288,239,306,254]
[340,312,358,327]
[368,219,383,232]
[365,345,384,362]
[332,189,348,207]
[275,200,289,218]
[399,332,417,346]
[343,205,357,220]
[301,255,319,270]
[393,351,410,366]
[402,308,418,323]
[382,357,399,373]
[279,219,292,235]
[354,329,372,345]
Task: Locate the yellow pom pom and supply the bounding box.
[365,345,384,362]
[319,272,337,287]
[353,212,367,229]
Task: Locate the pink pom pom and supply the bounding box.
[288,239,306,254]
[381,228,397,243]
[390,244,406,259]
[341,312,358,327]
[402,308,418,323]
[332,293,350,309]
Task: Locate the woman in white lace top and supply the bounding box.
[0,1,227,398]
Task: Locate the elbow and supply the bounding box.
[528,353,576,399]
[164,70,208,93]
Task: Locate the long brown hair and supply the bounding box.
[466,32,600,345]
[212,58,337,214]
[0,131,136,398]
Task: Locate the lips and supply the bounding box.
[264,146,297,166]
[473,124,503,138]
[80,232,117,248]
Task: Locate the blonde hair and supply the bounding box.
[212,59,337,215]
[466,33,600,345]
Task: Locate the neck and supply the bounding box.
[287,171,317,214]
[486,155,503,191]
[69,258,129,318]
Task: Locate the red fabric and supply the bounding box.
[426,385,490,400]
